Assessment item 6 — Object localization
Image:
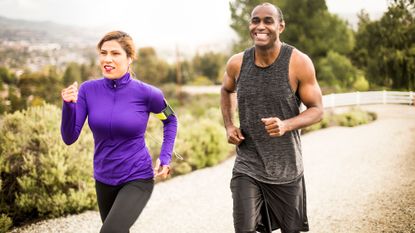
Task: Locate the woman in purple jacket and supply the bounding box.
[60,31,177,233]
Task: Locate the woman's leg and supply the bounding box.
[95,180,121,222]
[100,179,154,233]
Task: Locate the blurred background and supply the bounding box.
[0,0,414,232]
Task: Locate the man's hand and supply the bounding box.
[226,125,245,145]
[261,117,287,137]
[154,159,170,180]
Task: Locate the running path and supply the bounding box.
[10,105,415,233]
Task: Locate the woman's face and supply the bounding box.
[99,40,131,79]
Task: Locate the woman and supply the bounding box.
[60,31,177,233]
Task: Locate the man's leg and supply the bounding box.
[231,173,264,233]
[262,176,309,233]
[100,179,154,233]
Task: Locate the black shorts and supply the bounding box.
[230,172,309,233]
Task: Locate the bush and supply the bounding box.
[303,107,377,134]
[0,94,233,229]
[145,105,232,176]
[0,214,12,233]
[0,104,95,230]
[334,108,377,127]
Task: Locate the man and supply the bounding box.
[220,3,323,233]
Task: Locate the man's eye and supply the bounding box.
[264,18,274,24]
[251,19,260,24]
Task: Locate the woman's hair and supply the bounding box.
[97,31,137,60]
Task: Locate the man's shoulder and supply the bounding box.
[289,47,313,67]
[227,51,245,70]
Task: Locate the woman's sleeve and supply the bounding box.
[148,87,178,166]
[60,83,88,145]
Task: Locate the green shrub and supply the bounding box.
[0,214,12,233]
[303,107,377,134]
[0,104,95,229]
[145,103,232,176]
[0,94,233,229]
[335,108,376,127]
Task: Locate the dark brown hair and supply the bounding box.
[97,31,137,60]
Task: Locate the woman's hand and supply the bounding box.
[61,82,78,103]
[154,159,171,180]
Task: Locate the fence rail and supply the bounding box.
[323,91,414,108]
[181,86,414,108]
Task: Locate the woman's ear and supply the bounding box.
[128,57,132,65]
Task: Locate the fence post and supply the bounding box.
[410,91,414,105]
[356,91,360,106]
[330,93,335,108]
[382,90,387,104]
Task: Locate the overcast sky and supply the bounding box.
[0,0,390,51]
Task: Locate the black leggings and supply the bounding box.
[95,179,154,233]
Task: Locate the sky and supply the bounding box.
[0,0,390,53]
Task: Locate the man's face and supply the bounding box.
[249,5,284,49]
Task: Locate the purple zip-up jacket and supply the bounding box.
[61,72,177,185]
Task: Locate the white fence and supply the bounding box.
[181,86,414,108]
[323,91,414,108]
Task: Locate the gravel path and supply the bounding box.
[10,104,415,233]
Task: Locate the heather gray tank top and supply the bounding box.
[235,43,303,184]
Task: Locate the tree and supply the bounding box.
[133,47,170,85]
[352,0,415,90]
[192,52,227,84]
[282,1,354,59]
[62,62,82,86]
[318,50,364,93]
[18,67,62,108]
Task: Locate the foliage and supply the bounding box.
[133,47,170,85]
[353,75,370,92]
[145,94,232,176]
[317,51,364,93]
[282,0,354,58]
[0,104,95,230]
[192,51,228,84]
[302,107,377,133]
[189,76,214,86]
[62,62,82,86]
[18,67,63,107]
[352,0,415,90]
[0,214,12,233]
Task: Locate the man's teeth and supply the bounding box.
[256,33,268,40]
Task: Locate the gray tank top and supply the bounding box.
[235,43,303,184]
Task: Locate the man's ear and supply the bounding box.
[279,21,285,33]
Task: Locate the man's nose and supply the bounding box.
[257,21,266,29]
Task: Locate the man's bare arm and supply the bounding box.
[284,50,324,132]
[220,53,245,144]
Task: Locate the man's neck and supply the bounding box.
[254,41,282,67]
